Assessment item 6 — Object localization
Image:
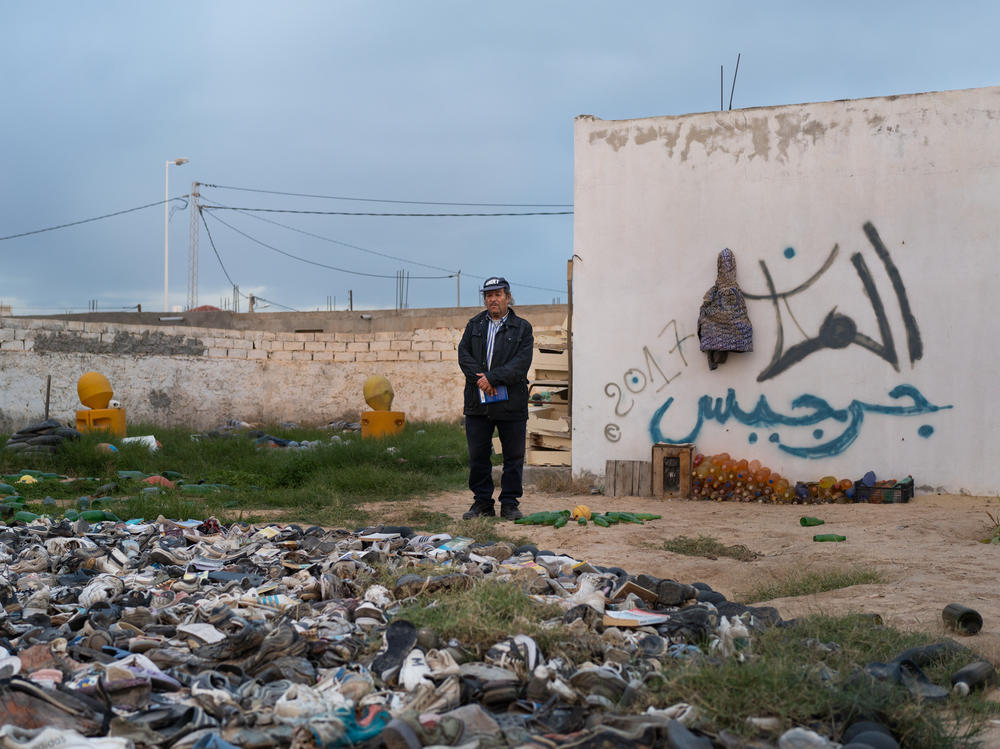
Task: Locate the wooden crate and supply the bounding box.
[528,449,572,466]
[605,459,652,497]
[530,433,572,450]
[534,351,569,370]
[651,443,694,498]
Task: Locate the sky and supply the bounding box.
[3,1,999,315]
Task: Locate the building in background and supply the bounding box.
[572,86,1000,495]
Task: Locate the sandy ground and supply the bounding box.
[378,490,1000,661]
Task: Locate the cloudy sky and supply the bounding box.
[3,1,998,314]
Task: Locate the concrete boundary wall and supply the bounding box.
[0,317,477,431]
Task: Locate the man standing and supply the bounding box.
[458,277,533,520]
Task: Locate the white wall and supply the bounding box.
[0,319,466,430]
[573,86,1000,494]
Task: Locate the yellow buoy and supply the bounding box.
[363,375,395,411]
[571,504,592,521]
[77,371,113,410]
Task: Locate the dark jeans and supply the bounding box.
[465,415,526,507]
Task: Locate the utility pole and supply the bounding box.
[349,290,353,311]
[456,271,461,306]
[249,294,255,313]
[187,182,200,310]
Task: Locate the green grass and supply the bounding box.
[662,534,759,561]
[648,614,996,747]
[394,578,567,654]
[739,566,885,603]
[0,421,469,526]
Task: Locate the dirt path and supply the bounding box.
[379,490,1000,660]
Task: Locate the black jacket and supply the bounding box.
[458,308,533,420]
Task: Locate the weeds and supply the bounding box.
[739,566,884,603]
[532,470,598,495]
[662,534,758,561]
[395,579,565,654]
[981,510,1000,544]
[649,613,993,747]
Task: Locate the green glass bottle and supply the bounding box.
[799,516,825,527]
[813,534,846,542]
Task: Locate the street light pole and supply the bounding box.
[164,157,189,311]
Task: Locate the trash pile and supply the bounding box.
[691,454,914,505]
[0,511,916,748]
[0,469,236,511]
[3,419,81,455]
[191,420,349,451]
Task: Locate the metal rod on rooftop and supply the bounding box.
[729,53,741,111]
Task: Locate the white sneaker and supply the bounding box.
[399,648,432,691]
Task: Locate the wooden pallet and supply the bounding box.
[605,459,653,497]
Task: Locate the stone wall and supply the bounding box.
[0,317,477,431]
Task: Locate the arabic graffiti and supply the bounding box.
[648,384,951,459]
[603,319,695,440]
[746,222,923,382]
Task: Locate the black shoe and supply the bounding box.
[499,505,523,521]
[462,502,495,519]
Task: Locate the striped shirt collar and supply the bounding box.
[485,312,508,368]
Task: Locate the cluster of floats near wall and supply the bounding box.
[690,453,913,504]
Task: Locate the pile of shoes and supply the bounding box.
[0,514,909,748]
[3,419,81,455]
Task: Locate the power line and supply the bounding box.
[464,273,564,295]
[201,201,563,293]
[203,210,454,280]
[200,183,573,208]
[199,208,239,288]
[202,205,572,217]
[252,295,297,312]
[202,199,564,295]
[199,199,458,275]
[0,197,185,242]
[199,209,299,312]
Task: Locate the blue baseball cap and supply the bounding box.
[482,276,510,292]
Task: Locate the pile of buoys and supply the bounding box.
[691,453,855,504]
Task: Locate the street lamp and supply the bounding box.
[164,157,190,311]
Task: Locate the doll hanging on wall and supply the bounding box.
[698,247,753,370]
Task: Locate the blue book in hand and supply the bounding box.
[479,384,508,404]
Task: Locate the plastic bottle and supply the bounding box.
[951,661,996,696]
[813,534,846,542]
